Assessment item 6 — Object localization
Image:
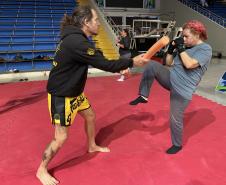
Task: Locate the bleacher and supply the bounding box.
[209,1,226,18]
[178,0,226,27]
[191,0,226,21]
[0,0,76,72]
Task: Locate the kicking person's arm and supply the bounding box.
[165,40,175,66]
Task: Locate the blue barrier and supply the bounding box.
[0,60,53,72]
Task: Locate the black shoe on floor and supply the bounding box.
[129,96,148,105]
[166,145,182,154]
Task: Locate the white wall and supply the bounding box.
[160,0,226,56]
[100,0,161,18]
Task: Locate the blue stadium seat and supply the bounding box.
[34,43,56,50]
[190,0,226,19]
[6,61,33,71]
[0,63,7,72]
[0,0,76,72]
[34,29,54,35]
[0,44,10,51]
[11,43,34,51]
[0,36,11,43]
[34,36,59,42]
[33,61,53,70]
[16,24,35,29]
[0,30,13,36]
[0,53,8,60]
[12,37,33,43]
[0,17,17,22]
[14,30,34,35]
[54,30,60,35]
[7,52,34,61]
[17,17,35,22]
[34,51,55,58]
[0,22,15,29]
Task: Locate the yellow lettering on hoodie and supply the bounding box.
[87,48,95,56]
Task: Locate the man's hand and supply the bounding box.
[132,54,150,67]
[174,37,185,53]
[120,68,131,76]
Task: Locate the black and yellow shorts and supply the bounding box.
[48,93,91,127]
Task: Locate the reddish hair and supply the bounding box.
[183,20,208,40]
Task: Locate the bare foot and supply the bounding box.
[88,145,110,153]
[36,166,59,185]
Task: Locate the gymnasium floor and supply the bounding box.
[0,57,225,106]
[0,57,226,185]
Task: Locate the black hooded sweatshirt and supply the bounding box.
[47,25,133,97]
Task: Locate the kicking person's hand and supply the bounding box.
[174,37,185,53]
[167,40,176,55]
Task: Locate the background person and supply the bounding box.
[116,29,132,81]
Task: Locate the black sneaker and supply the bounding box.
[166,145,182,154]
[129,96,148,105]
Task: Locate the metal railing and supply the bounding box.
[132,19,175,38]
[104,16,121,36]
[178,0,226,28]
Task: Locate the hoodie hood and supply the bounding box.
[61,25,86,40]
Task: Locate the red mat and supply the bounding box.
[1,75,226,185]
